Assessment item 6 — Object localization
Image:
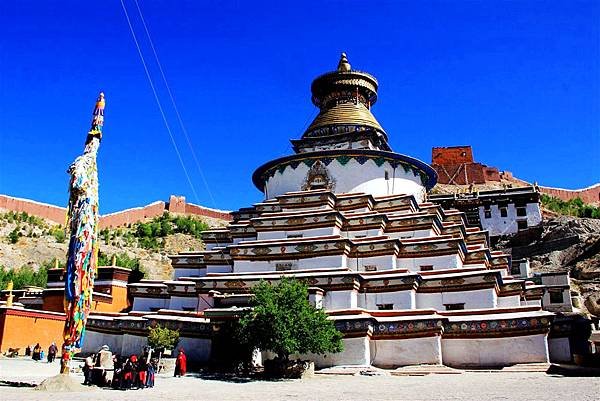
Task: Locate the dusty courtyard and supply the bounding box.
[0,358,598,401]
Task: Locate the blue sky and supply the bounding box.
[0,1,598,213]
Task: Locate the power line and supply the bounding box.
[132,0,218,208]
[119,0,201,204]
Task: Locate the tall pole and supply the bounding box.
[60,93,104,374]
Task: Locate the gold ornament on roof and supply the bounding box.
[337,52,351,72]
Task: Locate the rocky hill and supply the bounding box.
[495,212,600,317]
[0,210,224,281]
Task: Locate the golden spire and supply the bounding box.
[337,52,351,72]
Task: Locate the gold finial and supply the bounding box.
[112,254,117,266]
[337,52,351,72]
[54,259,59,269]
[88,92,105,138]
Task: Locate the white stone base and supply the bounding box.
[310,337,371,369]
[83,330,211,363]
[441,334,550,367]
[371,336,442,368]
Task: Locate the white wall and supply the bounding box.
[398,254,462,272]
[121,333,148,356]
[132,297,169,312]
[169,296,199,311]
[357,290,414,310]
[233,254,347,273]
[371,336,442,367]
[416,288,497,310]
[478,202,542,237]
[82,330,123,355]
[350,255,396,271]
[497,295,521,308]
[264,158,426,202]
[310,336,371,368]
[174,268,206,279]
[441,334,549,367]
[257,227,339,241]
[206,265,233,274]
[343,228,383,238]
[177,337,212,363]
[323,290,358,310]
[386,229,435,240]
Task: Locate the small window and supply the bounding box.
[384,171,389,180]
[444,303,465,311]
[377,304,394,310]
[484,210,492,219]
[517,220,528,230]
[420,265,434,271]
[549,291,564,304]
[276,263,293,271]
[516,207,527,217]
[500,207,508,217]
[364,265,377,272]
[182,307,196,312]
[354,234,367,239]
[287,234,303,239]
[149,307,160,312]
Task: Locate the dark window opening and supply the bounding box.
[364,265,377,272]
[549,291,564,304]
[517,220,528,230]
[516,207,527,217]
[484,210,492,219]
[384,171,389,180]
[287,234,303,239]
[149,307,161,312]
[420,265,434,271]
[276,263,293,271]
[444,303,465,311]
[500,207,508,217]
[377,304,394,310]
[182,307,196,312]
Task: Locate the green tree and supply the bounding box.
[238,277,343,362]
[147,325,180,351]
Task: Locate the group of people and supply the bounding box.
[24,342,58,363]
[82,346,160,390]
[110,354,158,390]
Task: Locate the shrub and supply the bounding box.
[541,194,600,219]
[8,226,21,244]
[147,325,180,352]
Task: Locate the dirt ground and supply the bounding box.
[0,358,598,401]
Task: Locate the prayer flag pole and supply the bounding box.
[60,93,104,374]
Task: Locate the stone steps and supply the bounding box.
[391,364,462,376]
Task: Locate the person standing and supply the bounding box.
[47,343,57,363]
[83,354,94,385]
[32,343,41,361]
[174,348,187,377]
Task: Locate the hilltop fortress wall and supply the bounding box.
[432,146,599,205]
[0,194,232,228]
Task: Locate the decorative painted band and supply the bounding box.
[252,149,437,191]
[442,316,552,338]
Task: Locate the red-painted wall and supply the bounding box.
[0,194,232,228]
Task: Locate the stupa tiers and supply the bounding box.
[83,55,576,368]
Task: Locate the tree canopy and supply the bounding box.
[238,277,343,361]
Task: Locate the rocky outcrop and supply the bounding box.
[496,215,600,317]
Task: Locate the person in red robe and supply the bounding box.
[174,348,187,377]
